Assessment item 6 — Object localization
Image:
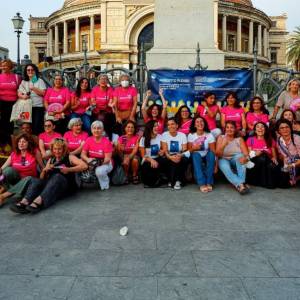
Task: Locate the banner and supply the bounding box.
[148,69,253,115]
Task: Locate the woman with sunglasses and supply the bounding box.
[18,64,46,135]
[39,120,62,160]
[70,77,92,133]
[0,133,42,207]
[175,105,193,135]
[10,138,87,214]
[142,89,167,134]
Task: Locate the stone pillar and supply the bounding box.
[263,27,268,57]
[54,24,59,56]
[257,24,262,56]
[75,17,80,52]
[48,27,53,57]
[213,0,219,49]
[237,17,242,52]
[90,15,95,51]
[248,20,254,54]
[63,21,68,54]
[101,2,107,44]
[222,14,227,51]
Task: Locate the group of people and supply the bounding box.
[0,57,300,214]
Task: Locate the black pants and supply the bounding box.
[32,107,45,135]
[93,112,116,140]
[141,156,166,187]
[0,100,16,135]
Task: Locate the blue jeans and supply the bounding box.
[70,112,91,133]
[218,153,246,187]
[192,151,215,185]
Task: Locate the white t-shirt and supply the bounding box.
[162,131,187,154]
[188,132,215,157]
[139,134,162,158]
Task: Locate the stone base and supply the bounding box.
[147,48,225,70]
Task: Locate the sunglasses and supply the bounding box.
[21,156,26,166]
[54,138,65,142]
[44,124,52,128]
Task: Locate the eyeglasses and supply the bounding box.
[27,68,34,72]
[21,156,26,166]
[279,126,290,130]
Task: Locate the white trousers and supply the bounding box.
[95,162,113,190]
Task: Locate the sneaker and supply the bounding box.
[168,182,172,187]
[174,181,181,190]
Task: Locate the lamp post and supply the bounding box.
[11,12,25,72]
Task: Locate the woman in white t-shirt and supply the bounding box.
[161,117,188,190]
[18,64,46,135]
[139,120,164,187]
[188,116,216,193]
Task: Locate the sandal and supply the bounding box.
[26,201,43,214]
[200,185,208,193]
[236,184,248,195]
[206,185,213,192]
[132,176,139,185]
[10,202,29,214]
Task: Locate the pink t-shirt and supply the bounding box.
[11,151,37,178]
[0,74,21,101]
[64,131,88,151]
[246,112,269,129]
[83,136,113,159]
[117,135,139,154]
[221,106,244,130]
[91,86,114,113]
[44,87,71,106]
[72,92,91,115]
[246,136,275,156]
[114,86,137,111]
[178,119,192,135]
[39,132,62,149]
[144,117,165,134]
[197,104,219,130]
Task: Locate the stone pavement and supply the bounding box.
[1,183,300,300]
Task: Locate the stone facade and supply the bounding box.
[28,0,288,70]
[0,47,9,60]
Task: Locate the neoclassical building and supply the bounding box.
[28,0,288,69]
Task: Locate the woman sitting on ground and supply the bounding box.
[64,118,88,156]
[161,117,189,190]
[188,116,216,193]
[116,120,140,184]
[0,134,43,207]
[276,119,300,186]
[142,89,167,134]
[216,121,250,194]
[10,138,87,214]
[81,121,113,190]
[280,109,300,135]
[139,120,165,187]
[196,92,221,138]
[246,122,280,189]
[175,105,193,135]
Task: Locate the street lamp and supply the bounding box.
[11,12,25,71]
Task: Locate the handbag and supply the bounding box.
[111,164,127,186]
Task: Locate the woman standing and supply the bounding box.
[188,116,216,193]
[18,64,46,135]
[175,105,193,135]
[216,121,250,194]
[0,59,21,134]
[161,118,189,190]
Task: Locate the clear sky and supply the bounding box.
[0,0,298,62]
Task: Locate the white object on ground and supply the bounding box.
[120,226,129,236]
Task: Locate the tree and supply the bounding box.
[287,26,300,71]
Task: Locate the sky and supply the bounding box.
[0,0,298,62]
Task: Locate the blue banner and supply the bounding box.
[148,69,253,114]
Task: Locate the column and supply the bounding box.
[90,15,95,51]
[263,27,268,57]
[63,21,68,54]
[75,17,80,52]
[248,20,254,54]
[101,2,107,43]
[257,24,262,56]
[222,15,227,51]
[237,17,242,52]
[54,24,59,56]
[47,27,53,56]
[213,0,219,49]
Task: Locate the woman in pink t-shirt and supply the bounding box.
[197,92,221,138]
[246,96,269,133]
[90,74,115,139]
[116,120,140,184]
[221,92,247,136]
[70,78,92,133]
[39,119,62,160]
[175,105,193,135]
[0,59,21,134]
[64,118,88,156]
[142,89,167,134]
[44,74,71,134]
[81,121,113,190]
[246,122,280,188]
[0,133,42,206]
